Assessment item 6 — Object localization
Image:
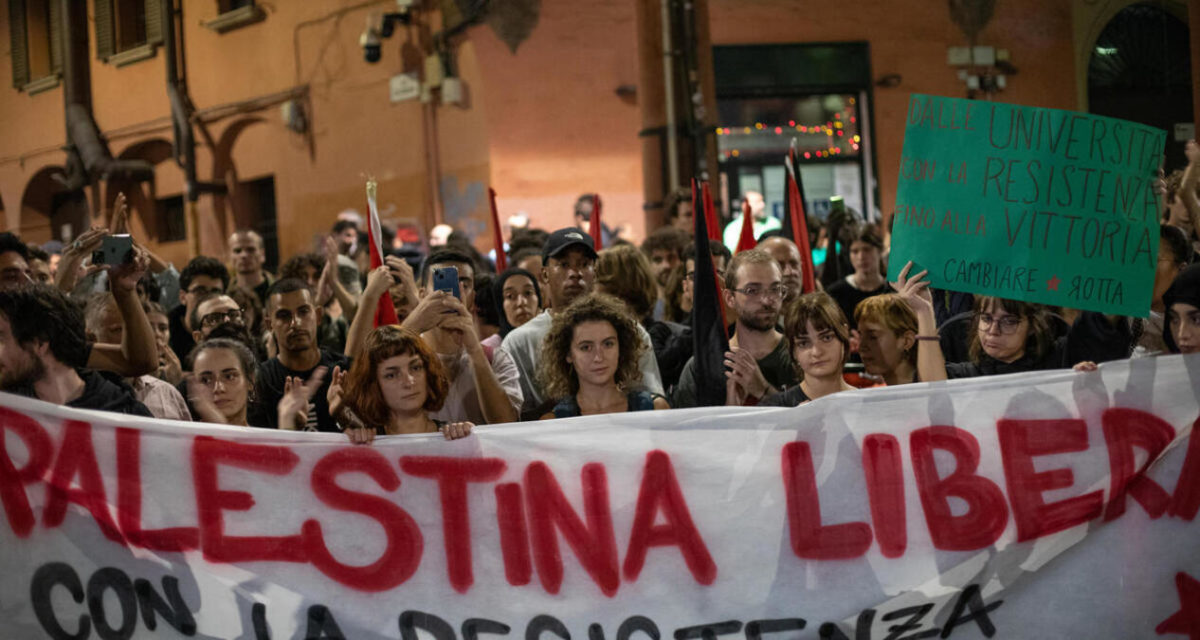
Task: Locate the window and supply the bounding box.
[218,0,255,12]
[204,0,265,33]
[95,0,162,66]
[714,43,879,224]
[157,195,186,243]
[8,0,63,93]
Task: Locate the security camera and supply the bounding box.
[359,11,412,64]
[360,15,382,63]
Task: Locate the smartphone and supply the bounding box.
[432,266,461,300]
[92,234,133,265]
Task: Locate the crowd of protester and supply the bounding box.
[0,163,1196,444]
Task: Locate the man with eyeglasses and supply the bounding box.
[501,228,663,419]
[168,257,230,366]
[189,292,248,344]
[256,278,348,432]
[673,248,797,408]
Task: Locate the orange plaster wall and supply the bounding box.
[707,0,1079,224]
[470,0,646,241]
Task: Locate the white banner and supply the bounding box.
[1,356,1199,639]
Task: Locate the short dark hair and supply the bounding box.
[0,285,88,368]
[682,240,732,265]
[420,248,475,286]
[510,246,542,267]
[26,244,49,262]
[266,277,313,304]
[509,228,550,255]
[1162,224,1192,266]
[0,232,30,261]
[332,220,358,234]
[473,273,500,326]
[641,227,689,258]
[189,291,237,333]
[180,256,230,292]
[278,253,324,281]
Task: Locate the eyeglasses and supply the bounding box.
[187,285,219,296]
[201,309,244,328]
[731,284,788,300]
[978,313,1024,334]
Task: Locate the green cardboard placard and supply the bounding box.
[888,94,1164,317]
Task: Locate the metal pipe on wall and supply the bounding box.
[661,0,679,191]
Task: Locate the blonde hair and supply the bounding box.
[595,245,658,320]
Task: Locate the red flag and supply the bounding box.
[589,193,603,251]
[784,144,817,293]
[488,187,507,272]
[366,179,399,327]
[735,199,757,253]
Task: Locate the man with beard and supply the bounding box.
[672,249,797,408]
[641,227,688,321]
[256,278,348,431]
[227,230,274,308]
[0,286,151,416]
[759,235,806,307]
[501,228,663,419]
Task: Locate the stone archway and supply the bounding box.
[112,138,176,242]
[20,165,87,245]
[1085,2,1193,170]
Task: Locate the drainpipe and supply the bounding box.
[58,0,153,191]
[661,0,679,191]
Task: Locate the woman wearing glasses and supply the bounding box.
[891,262,1132,380]
[539,293,670,419]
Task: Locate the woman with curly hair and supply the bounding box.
[539,293,670,418]
[327,325,474,444]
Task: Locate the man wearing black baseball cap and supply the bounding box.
[500,227,663,419]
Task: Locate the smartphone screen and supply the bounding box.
[432,266,461,300]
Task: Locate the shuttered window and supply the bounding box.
[95,0,163,64]
[8,0,62,91]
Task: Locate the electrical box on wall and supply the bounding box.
[390,73,421,103]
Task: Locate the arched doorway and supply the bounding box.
[1087,2,1193,171]
[20,166,87,244]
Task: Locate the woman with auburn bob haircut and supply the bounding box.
[328,325,473,444]
[854,293,919,386]
[539,293,670,419]
[761,292,854,406]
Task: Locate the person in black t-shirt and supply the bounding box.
[825,226,890,330]
[0,285,150,417]
[256,278,348,431]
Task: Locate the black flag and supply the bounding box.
[690,180,730,407]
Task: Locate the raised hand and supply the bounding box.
[158,342,183,385]
[326,365,346,418]
[278,366,328,430]
[185,374,225,424]
[890,261,933,316]
[108,245,150,294]
[364,265,395,298]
